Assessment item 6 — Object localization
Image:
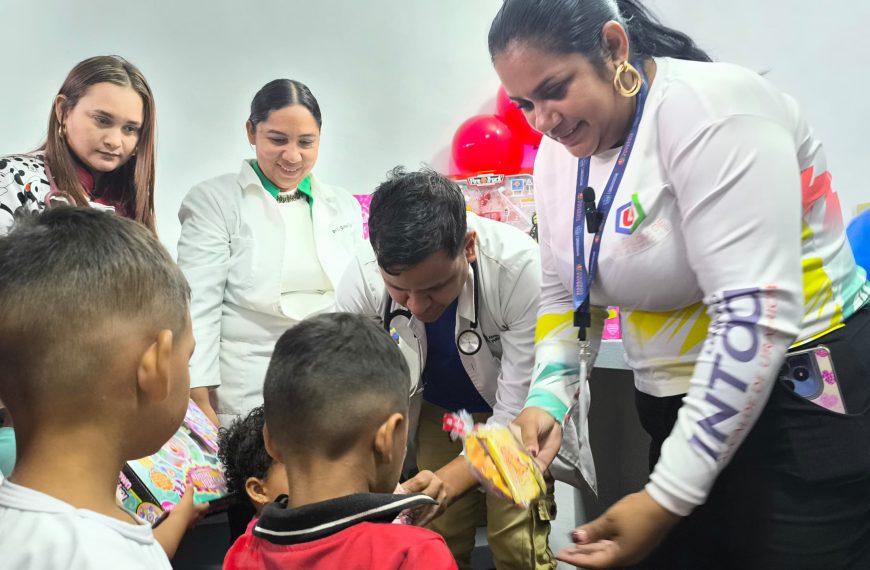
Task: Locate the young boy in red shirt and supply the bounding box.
[224,313,457,569]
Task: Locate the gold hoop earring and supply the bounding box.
[58,123,67,139]
[613,61,642,97]
[131,148,137,157]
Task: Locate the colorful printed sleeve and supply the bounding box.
[524,174,605,422]
[648,85,804,516]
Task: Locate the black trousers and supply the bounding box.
[632,305,870,570]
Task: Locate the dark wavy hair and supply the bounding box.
[368,167,467,275]
[489,0,711,73]
[217,406,274,500]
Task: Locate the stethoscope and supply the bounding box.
[382,260,483,355]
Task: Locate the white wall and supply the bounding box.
[0,1,866,256]
[648,0,869,219]
[0,0,505,256]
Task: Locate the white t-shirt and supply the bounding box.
[0,480,171,569]
[528,57,870,516]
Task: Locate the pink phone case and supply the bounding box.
[780,345,846,414]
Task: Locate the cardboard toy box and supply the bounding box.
[117,400,229,524]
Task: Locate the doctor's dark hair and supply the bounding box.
[368,167,467,275]
[44,55,157,233]
[218,406,274,500]
[263,313,410,455]
[0,207,189,408]
[488,0,711,72]
[248,79,322,131]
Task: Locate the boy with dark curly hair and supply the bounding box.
[218,406,288,538]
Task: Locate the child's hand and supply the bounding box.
[391,484,414,525]
[152,483,209,558]
[402,470,449,526]
[174,482,210,527]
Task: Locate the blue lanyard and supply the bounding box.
[573,61,649,334]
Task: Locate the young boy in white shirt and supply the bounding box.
[0,208,196,569]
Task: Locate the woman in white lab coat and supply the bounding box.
[177,79,362,427]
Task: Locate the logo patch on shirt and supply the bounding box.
[615,193,646,235]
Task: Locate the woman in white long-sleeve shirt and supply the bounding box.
[489,0,870,568]
[177,80,362,427]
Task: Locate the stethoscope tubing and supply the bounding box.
[382,260,482,355]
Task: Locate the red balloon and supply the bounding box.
[452,115,523,174]
[496,86,543,146]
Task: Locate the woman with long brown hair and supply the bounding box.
[0,55,156,235]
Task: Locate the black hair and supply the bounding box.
[217,406,273,500]
[0,207,189,404]
[489,0,711,70]
[262,313,410,458]
[249,79,322,130]
[368,167,467,275]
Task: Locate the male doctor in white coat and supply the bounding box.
[336,167,556,570]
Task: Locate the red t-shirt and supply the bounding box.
[224,493,457,570]
[225,520,456,569]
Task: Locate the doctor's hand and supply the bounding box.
[557,489,681,568]
[512,406,562,472]
[190,388,220,427]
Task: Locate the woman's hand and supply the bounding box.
[402,469,450,526]
[556,489,681,568]
[512,406,563,471]
[190,388,219,427]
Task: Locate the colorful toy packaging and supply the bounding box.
[354,194,373,239]
[603,306,622,340]
[443,410,546,508]
[452,172,538,241]
[117,400,229,524]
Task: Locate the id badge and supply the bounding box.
[778,344,846,414]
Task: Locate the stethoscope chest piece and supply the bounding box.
[382,260,484,356]
[457,328,482,355]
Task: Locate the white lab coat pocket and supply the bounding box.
[228,235,256,290]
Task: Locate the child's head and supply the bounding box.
[262,313,411,494]
[218,406,288,513]
[0,207,192,461]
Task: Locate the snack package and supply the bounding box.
[117,400,229,524]
[443,410,545,508]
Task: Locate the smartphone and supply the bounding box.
[778,344,846,414]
